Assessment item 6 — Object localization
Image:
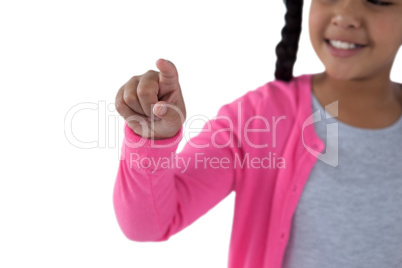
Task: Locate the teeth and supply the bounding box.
[329,40,358,50]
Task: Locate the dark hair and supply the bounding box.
[275,0,304,82]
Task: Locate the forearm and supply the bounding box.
[113,123,182,241]
[113,103,239,242]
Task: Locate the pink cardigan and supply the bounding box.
[113,73,325,268]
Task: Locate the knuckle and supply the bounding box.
[130,75,139,81]
[137,85,154,99]
[146,69,158,75]
[123,92,137,106]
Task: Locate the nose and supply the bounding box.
[331,1,362,29]
[332,14,361,29]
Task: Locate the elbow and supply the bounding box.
[119,223,170,242]
[122,229,169,242]
[115,214,171,242]
[112,177,173,242]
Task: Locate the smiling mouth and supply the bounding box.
[324,39,367,48]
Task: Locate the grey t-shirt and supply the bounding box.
[282,92,402,268]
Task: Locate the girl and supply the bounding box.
[113,0,402,267]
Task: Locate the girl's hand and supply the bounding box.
[115,59,186,140]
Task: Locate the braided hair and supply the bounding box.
[274,0,304,82]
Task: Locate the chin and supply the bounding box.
[326,69,371,83]
[324,64,365,81]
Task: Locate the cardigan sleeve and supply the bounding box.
[113,102,242,242]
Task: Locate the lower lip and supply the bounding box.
[326,40,366,58]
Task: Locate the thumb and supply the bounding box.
[155,58,179,86]
[152,101,184,124]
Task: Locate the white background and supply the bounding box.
[1,0,401,267]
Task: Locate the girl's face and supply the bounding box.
[309,0,402,81]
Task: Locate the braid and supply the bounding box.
[274,0,304,82]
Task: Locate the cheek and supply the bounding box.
[309,16,325,51]
[309,4,327,39]
[308,6,319,31]
[369,25,402,64]
[369,19,402,50]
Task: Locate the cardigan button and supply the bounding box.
[292,185,298,192]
